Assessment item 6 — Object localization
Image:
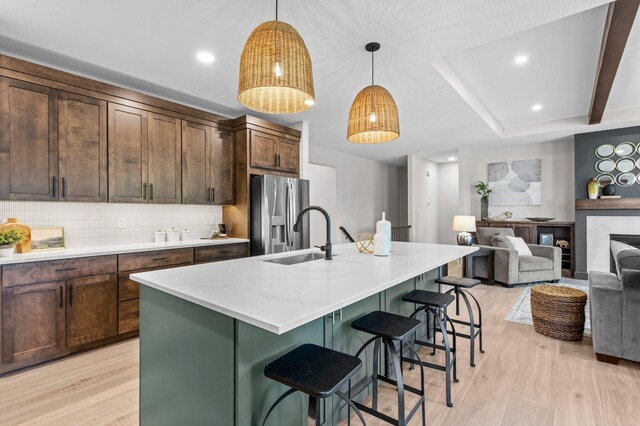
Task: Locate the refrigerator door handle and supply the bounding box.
[285,181,295,250]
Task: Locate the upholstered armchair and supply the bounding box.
[473,227,562,287]
[589,249,640,363]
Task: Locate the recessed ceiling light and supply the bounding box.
[448,157,456,161]
[532,103,543,112]
[196,51,215,64]
[514,55,528,65]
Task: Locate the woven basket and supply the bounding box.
[530,285,587,341]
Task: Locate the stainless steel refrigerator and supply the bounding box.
[250,175,310,255]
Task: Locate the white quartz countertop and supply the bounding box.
[132,242,477,335]
[0,238,249,265]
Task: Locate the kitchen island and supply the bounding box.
[132,242,476,426]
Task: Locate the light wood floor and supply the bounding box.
[2,278,640,425]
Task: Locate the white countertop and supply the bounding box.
[0,238,249,265]
[132,242,477,335]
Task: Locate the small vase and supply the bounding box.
[603,185,616,196]
[480,196,489,220]
[587,178,600,200]
[0,246,16,257]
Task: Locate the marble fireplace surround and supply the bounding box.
[587,216,640,273]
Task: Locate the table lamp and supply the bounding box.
[452,215,476,246]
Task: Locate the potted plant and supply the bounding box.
[474,181,492,220]
[0,229,22,257]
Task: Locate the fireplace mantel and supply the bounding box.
[575,198,640,210]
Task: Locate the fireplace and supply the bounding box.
[610,234,640,273]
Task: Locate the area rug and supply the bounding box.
[504,278,591,335]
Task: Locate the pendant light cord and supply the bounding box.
[371,49,375,86]
[275,0,278,20]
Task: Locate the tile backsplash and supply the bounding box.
[0,202,223,248]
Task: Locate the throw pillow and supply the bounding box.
[491,234,513,250]
[611,241,636,279]
[505,236,533,257]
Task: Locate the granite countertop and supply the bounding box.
[0,238,250,265]
[132,242,477,335]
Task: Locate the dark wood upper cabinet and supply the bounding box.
[210,129,235,205]
[182,121,234,205]
[181,121,210,205]
[249,130,299,175]
[2,281,65,365]
[277,140,299,173]
[147,113,182,204]
[108,103,148,203]
[249,131,277,170]
[66,274,117,348]
[0,77,58,201]
[58,92,107,202]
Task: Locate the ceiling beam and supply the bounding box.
[588,0,640,125]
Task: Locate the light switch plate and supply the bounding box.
[117,217,126,229]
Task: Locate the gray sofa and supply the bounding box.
[589,249,640,363]
[473,227,562,287]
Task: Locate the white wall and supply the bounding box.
[458,139,575,221]
[437,162,460,245]
[308,145,406,241]
[408,155,439,243]
[0,201,222,248]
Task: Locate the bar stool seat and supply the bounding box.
[350,311,426,426]
[435,276,484,368]
[351,310,421,340]
[403,289,455,308]
[402,289,459,407]
[262,344,366,425]
[435,276,480,288]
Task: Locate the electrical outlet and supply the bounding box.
[117,217,126,229]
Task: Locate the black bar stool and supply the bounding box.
[402,290,458,407]
[435,276,484,367]
[262,344,367,425]
[349,311,426,426]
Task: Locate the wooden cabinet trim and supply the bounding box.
[118,248,194,272]
[1,255,117,288]
[118,299,139,335]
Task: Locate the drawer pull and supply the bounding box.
[59,286,64,309]
[55,267,78,272]
[152,257,168,262]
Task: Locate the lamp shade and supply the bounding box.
[452,215,477,232]
[347,85,399,144]
[238,20,315,114]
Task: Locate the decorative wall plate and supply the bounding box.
[596,159,616,173]
[615,142,635,157]
[595,144,615,158]
[616,157,636,173]
[638,172,640,185]
[596,173,615,186]
[636,157,640,171]
[616,172,636,187]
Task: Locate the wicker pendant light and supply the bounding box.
[238,0,315,114]
[347,42,399,144]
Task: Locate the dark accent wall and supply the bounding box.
[575,126,640,198]
[574,126,640,279]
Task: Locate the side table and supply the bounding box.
[463,248,494,285]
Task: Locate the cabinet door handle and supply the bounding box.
[206,187,211,202]
[52,176,57,198]
[152,257,168,262]
[150,183,154,201]
[211,187,215,203]
[274,153,278,167]
[69,285,73,307]
[336,309,342,322]
[59,286,64,309]
[277,154,281,167]
[143,183,148,200]
[61,177,66,198]
[55,267,77,272]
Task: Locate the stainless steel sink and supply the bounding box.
[264,252,330,265]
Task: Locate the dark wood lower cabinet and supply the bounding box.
[0,243,249,374]
[66,274,117,347]
[2,282,66,365]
